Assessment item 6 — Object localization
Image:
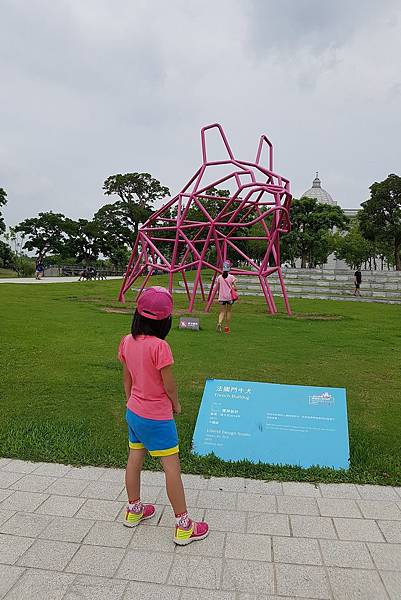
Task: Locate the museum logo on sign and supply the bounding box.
[309,392,335,406]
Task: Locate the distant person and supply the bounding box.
[118,286,209,546]
[354,268,362,296]
[215,260,238,334]
[78,268,89,281]
[35,261,44,280]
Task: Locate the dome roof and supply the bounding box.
[301,173,337,206]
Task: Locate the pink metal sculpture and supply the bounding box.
[119,123,292,315]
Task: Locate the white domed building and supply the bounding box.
[301,173,337,206]
[299,173,358,269]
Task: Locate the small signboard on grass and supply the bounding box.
[179,316,200,331]
[192,379,349,469]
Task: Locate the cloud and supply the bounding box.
[0,0,400,229]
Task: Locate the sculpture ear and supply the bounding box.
[255,135,273,172]
[200,123,234,164]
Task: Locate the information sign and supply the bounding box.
[192,379,349,469]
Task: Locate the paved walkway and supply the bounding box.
[0,459,400,599]
[0,276,122,284]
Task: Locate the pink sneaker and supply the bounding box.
[174,520,209,545]
[124,503,156,527]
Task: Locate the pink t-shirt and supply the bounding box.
[217,274,236,301]
[118,334,174,420]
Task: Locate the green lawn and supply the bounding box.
[0,278,400,485]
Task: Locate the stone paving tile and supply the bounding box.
[327,566,389,600]
[275,563,331,599]
[84,520,134,547]
[168,556,223,590]
[63,574,127,600]
[0,509,15,527]
[176,530,226,558]
[225,532,271,561]
[123,581,181,600]
[203,509,246,533]
[45,478,91,497]
[116,549,173,583]
[98,468,125,483]
[80,481,125,501]
[222,559,274,594]
[0,460,41,474]
[0,533,34,564]
[290,515,336,539]
[33,462,72,477]
[377,519,401,543]
[0,490,48,512]
[0,564,25,598]
[129,523,174,552]
[317,497,362,518]
[181,474,209,490]
[40,516,94,543]
[64,466,106,480]
[158,487,199,507]
[318,483,361,499]
[207,477,246,491]
[358,499,401,520]
[4,568,75,600]
[17,538,79,571]
[368,542,401,570]
[159,506,203,529]
[10,474,57,493]
[181,590,236,600]
[0,512,53,537]
[0,490,13,503]
[282,482,322,497]
[196,490,236,510]
[0,458,12,469]
[395,487,401,499]
[36,494,86,517]
[277,496,319,516]
[0,471,24,489]
[319,539,375,569]
[245,480,283,495]
[118,485,162,503]
[237,493,276,513]
[248,512,290,536]
[334,517,385,542]
[380,570,401,600]
[356,484,399,500]
[75,498,124,521]
[66,544,125,577]
[273,536,322,565]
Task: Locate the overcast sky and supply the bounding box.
[1,0,401,227]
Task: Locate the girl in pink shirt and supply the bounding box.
[216,260,237,334]
[118,286,209,546]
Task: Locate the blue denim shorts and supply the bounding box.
[126,409,179,457]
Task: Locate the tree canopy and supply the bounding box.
[281,198,349,268]
[102,173,170,238]
[359,174,401,270]
[14,212,74,261]
[0,187,7,234]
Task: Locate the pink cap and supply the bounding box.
[137,286,173,320]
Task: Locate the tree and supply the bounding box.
[0,240,13,268]
[14,212,73,261]
[93,203,135,266]
[359,174,401,270]
[62,219,102,265]
[102,173,170,239]
[283,198,349,268]
[0,187,7,234]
